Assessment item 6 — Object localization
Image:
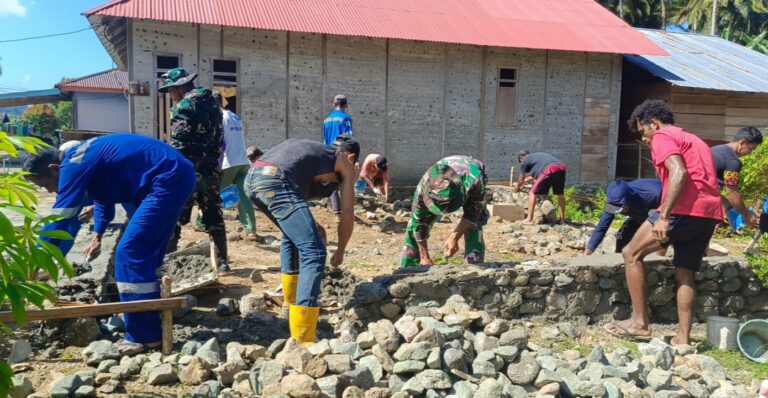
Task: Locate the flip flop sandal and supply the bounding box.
[662,335,701,351]
[603,322,652,342]
[116,339,160,357]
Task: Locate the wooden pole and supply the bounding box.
[0,297,187,324]
[161,276,173,355]
[210,240,218,277]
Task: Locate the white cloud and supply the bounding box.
[0,0,27,18]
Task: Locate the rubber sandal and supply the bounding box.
[603,322,652,342]
[116,339,160,357]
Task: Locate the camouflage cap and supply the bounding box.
[158,67,198,92]
[422,165,465,216]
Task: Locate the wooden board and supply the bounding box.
[0,297,188,324]
[671,103,726,115]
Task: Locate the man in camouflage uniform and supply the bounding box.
[159,67,230,271]
[401,155,489,267]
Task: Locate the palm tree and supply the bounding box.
[598,0,669,29]
[673,0,768,36]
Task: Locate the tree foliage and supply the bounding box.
[0,131,74,395]
[21,104,58,134]
[739,128,768,207]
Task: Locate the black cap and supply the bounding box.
[375,156,388,172]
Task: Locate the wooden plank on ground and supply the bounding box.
[0,297,188,324]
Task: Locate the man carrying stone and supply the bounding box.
[401,156,488,267]
[710,126,763,230]
[159,67,230,272]
[606,100,722,345]
[512,150,567,224]
[585,179,661,255]
[25,134,195,355]
[245,136,359,344]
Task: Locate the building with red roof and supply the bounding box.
[56,69,130,134]
[84,0,665,182]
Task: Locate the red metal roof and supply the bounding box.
[84,0,666,56]
[57,69,128,93]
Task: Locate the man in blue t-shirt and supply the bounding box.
[585,179,662,255]
[323,95,355,215]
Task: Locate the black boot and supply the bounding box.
[166,225,182,254]
[212,231,229,273]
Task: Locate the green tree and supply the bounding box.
[54,102,73,130]
[20,104,58,135]
[598,0,669,28]
[0,131,73,396]
[739,127,768,206]
[672,0,768,36]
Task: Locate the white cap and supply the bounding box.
[59,140,82,153]
[334,94,347,103]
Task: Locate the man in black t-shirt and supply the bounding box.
[711,126,763,229]
[512,150,567,224]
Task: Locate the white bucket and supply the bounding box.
[707,316,741,351]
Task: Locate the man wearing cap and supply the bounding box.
[710,126,763,230]
[358,153,390,202]
[158,67,230,272]
[323,95,355,215]
[585,179,662,255]
[245,136,359,344]
[401,155,488,267]
[512,151,567,224]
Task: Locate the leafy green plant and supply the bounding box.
[0,131,74,396]
[747,234,768,286]
[740,128,768,206]
[564,187,607,224]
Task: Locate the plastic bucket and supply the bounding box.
[355,179,367,194]
[737,319,768,363]
[220,185,240,209]
[707,316,740,351]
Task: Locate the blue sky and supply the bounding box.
[0,0,114,92]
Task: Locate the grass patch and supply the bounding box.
[344,260,376,270]
[553,337,593,357]
[433,255,465,266]
[698,343,768,385]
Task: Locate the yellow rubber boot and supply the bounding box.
[289,305,319,345]
[280,273,299,318]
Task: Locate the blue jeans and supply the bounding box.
[245,165,326,307]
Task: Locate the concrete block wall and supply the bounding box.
[128,21,621,184]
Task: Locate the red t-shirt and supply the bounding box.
[651,126,723,220]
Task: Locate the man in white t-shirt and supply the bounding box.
[197,92,259,240]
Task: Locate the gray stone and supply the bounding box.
[50,375,84,398]
[655,388,692,398]
[609,347,631,368]
[680,380,710,398]
[534,369,563,388]
[499,328,528,350]
[9,340,32,364]
[148,363,178,385]
[338,368,375,391]
[604,382,622,398]
[192,380,222,398]
[472,355,498,378]
[555,274,574,287]
[239,293,268,316]
[103,316,124,333]
[256,361,284,393]
[450,380,478,398]
[10,375,33,398]
[646,368,672,390]
[539,326,560,340]
[557,322,578,338]
[355,282,388,304]
[443,348,467,372]
[267,339,287,358]
[316,375,340,398]
[97,379,121,394]
[216,298,238,316]
[412,326,445,347]
[394,341,433,361]
[334,342,365,359]
[196,337,221,366]
[416,369,452,390]
[474,379,503,398]
[213,361,247,385]
[179,356,211,385]
[569,380,606,397]
[587,346,608,364]
[63,318,102,347]
[73,385,96,398]
[394,316,420,343]
[444,313,472,328]
[426,348,441,369]
[82,340,120,366]
[393,360,426,374]
[181,340,202,356]
[474,332,499,352]
[307,340,331,356]
[173,295,197,318]
[401,377,425,395]
[538,382,560,397]
[371,344,395,373]
[356,331,377,349]
[380,303,401,319]
[325,354,353,374]
[388,282,411,298]
[343,386,365,398]
[484,320,510,336]
[108,366,131,381]
[359,355,384,382]
[388,374,407,394]
[506,353,541,385]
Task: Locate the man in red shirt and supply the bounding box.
[606,100,722,346]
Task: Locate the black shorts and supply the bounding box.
[615,218,644,253]
[760,212,768,235]
[532,168,566,196]
[647,211,718,271]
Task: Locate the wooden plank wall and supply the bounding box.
[581,97,611,181]
[671,87,768,141]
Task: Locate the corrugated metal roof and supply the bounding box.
[57,69,128,93]
[0,89,63,107]
[84,0,665,55]
[626,29,768,93]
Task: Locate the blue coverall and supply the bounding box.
[42,134,195,344]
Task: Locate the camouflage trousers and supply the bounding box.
[400,217,485,267]
[168,166,227,259]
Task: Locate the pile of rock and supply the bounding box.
[56,294,751,397]
[501,224,599,257]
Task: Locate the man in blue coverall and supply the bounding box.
[585,179,662,255]
[323,95,355,215]
[24,134,195,355]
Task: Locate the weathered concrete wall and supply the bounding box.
[73,92,129,133]
[345,255,762,326]
[128,21,621,184]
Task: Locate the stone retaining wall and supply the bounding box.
[344,254,764,326]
